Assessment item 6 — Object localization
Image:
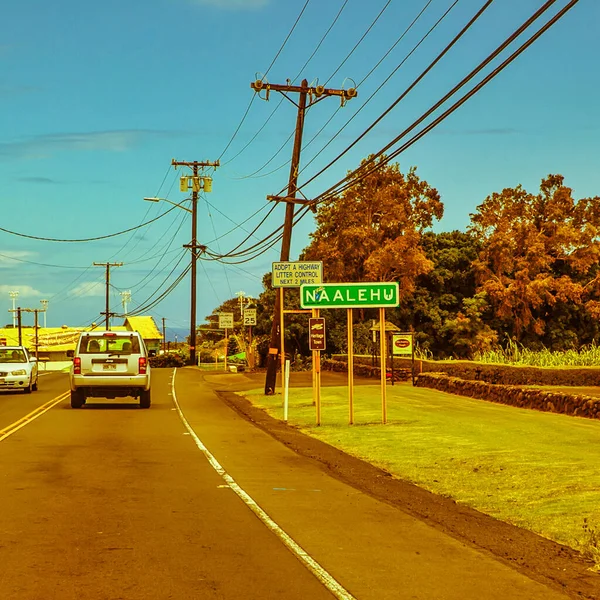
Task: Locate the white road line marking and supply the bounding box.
[171,369,356,600]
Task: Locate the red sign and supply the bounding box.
[0,338,6,346]
[394,338,410,348]
[309,318,326,351]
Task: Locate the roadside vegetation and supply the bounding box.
[475,339,600,367]
[194,160,600,368]
[240,383,600,567]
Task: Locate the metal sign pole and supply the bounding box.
[279,287,285,398]
[379,308,387,425]
[316,308,321,426]
[347,308,354,425]
[312,308,317,407]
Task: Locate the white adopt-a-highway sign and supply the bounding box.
[218,312,234,328]
[272,261,323,288]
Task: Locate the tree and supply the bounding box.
[393,230,485,358]
[301,155,443,299]
[469,174,600,347]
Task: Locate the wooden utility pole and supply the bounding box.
[9,308,43,357]
[251,78,357,395]
[162,317,166,353]
[8,307,23,345]
[94,262,123,330]
[171,159,219,367]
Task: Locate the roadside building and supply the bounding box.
[122,316,163,356]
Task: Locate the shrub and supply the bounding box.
[149,353,186,368]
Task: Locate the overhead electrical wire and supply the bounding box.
[279,0,467,198]
[206,0,458,262]
[217,0,312,163]
[0,204,178,242]
[307,0,570,206]
[223,0,348,176]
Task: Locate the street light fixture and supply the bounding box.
[40,299,48,328]
[143,197,193,214]
[9,291,19,328]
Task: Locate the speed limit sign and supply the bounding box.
[243,308,257,326]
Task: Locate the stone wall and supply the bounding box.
[416,372,600,420]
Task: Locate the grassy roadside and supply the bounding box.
[239,382,600,561]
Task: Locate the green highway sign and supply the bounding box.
[300,282,399,309]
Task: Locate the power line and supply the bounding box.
[0,204,178,242]
[307,0,570,207]
[217,0,312,162]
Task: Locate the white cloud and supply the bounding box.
[0,284,44,297]
[0,250,37,267]
[69,282,105,298]
[0,130,179,160]
[188,0,269,9]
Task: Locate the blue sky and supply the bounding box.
[0,0,597,337]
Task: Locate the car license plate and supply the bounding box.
[103,364,117,371]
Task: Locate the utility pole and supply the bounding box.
[162,317,166,353]
[94,262,123,330]
[8,307,23,345]
[171,158,219,367]
[9,307,42,356]
[251,78,357,395]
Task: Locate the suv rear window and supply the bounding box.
[79,335,141,354]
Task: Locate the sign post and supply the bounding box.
[272,261,323,399]
[392,332,415,385]
[379,308,387,424]
[309,314,325,426]
[347,308,354,425]
[218,312,234,372]
[301,282,399,425]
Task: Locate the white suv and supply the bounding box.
[69,331,151,408]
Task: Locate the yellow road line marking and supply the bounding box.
[0,392,70,442]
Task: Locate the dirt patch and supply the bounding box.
[212,371,600,600]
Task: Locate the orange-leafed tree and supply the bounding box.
[469,174,600,344]
[301,156,443,300]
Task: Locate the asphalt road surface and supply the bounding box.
[0,367,570,599]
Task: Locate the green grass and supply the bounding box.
[240,383,600,555]
[475,339,600,366]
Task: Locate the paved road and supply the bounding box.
[0,367,569,599]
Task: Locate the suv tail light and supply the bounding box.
[139,356,147,374]
[73,357,81,374]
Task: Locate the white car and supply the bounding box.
[0,346,38,393]
[69,331,151,408]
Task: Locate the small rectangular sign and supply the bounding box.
[300,282,399,309]
[309,318,326,351]
[392,333,413,355]
[218,312,234,329]
[272,261,323,288]
[243,308,257,326]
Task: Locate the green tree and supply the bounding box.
[469,174,600,347]
[301,156,443,299]
[393,230,485,358]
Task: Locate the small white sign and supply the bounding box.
[243,308,257,326]
[272,261,323,288]
[218,312,234,329]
